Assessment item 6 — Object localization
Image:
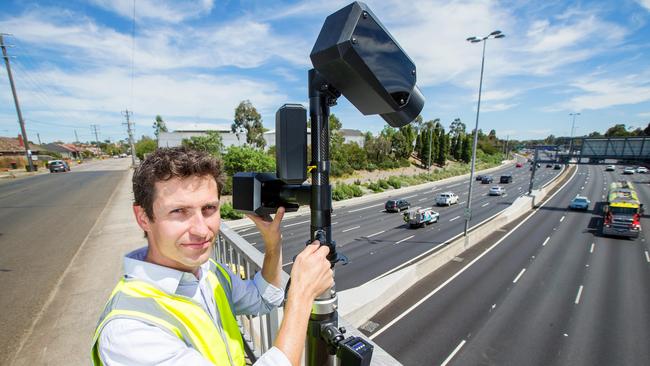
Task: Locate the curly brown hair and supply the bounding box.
[133,147,224,220]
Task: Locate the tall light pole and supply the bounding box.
[464,30,505,237]
[569,112,580,156]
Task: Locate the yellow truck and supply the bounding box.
[602,181,643,238]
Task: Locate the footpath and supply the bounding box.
[10,160,511,365]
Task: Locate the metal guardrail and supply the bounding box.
[215,223,289,361]
[216,222,401,365]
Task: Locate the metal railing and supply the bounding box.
[215,223,289,360]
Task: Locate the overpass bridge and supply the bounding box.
[528,137,650,164]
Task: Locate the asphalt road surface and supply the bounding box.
[0,158,129,365]
[368,163,650,365]
[235,160,561,290]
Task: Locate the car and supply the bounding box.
[637,166,648,173]
[569,196,590,210]
[623,167,635,175]
[49,160,70,173]
[489,186,505,196]
[481,175,494,184]
[515,163,523,168]
[385,199,410,212]
[476,174,486,181]
[553,164,562,170]
[546,163,553,168]
[435,192,459,206]
[499,174,513,184]
[605,165,616,171]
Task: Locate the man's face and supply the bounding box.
[134,175,221,273]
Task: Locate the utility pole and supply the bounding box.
[427,127,433,170]
[37,133,42,145]
[504,135,509,158]
[90,124,100,144]
[74,129,79,143]
[122,109,136,166]
[1,33,34,171]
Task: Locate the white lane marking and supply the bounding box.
[575,285,584,304]
[603,187,607,191]
[368,166,580,340]
[404,194,418,199]
[542,237,550,246]
[366,230,385,238]
[418,198,428,202]
[332,214,337,217]
[457,201,466,205]
[518,187,522,190]
[581,186,584,190]
[450,215,460,222]
[448,183,461,188]
[282,261,293,267]
[513,268,526,283]
[241,232,258,238]
[590,243,595,253]
[341,225,360,233]
[502,194,508,197]
[441,340,466,366]
[348,203,383,213]
[237,227,252,233]
[331,222,338,225]
[602,195,605,199]
[645,251,650,263]
[395,235,414,244]
[284,219,310,228]
[481,202,490,207]
[560,215,565,222]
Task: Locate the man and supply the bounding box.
[92,147,333,365]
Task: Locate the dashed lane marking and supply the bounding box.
[560,215,565,222]
[366,230,385,238]
[513,268,526,283]
[441,340,466,366]
[575,285,584,304]
[348,203,384,213]
[482,202,490,207]
[395,235,414,244]
[342,225,360,233]
[543,237,550,246]
[590,243,595,253]
[284,220,310,228]
[450,216,460,222]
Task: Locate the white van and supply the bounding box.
[435,192,459,206]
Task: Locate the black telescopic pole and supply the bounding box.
[306,68,337,366]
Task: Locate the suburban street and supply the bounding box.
[366,163,650,365]
[0,158,129,365]
[235,160,561,290]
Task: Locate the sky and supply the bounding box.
[1,0,649,144]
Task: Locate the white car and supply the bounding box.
[489,186,505,196]
[605,165,616,171]
[435,192,459,206]
[623,167,635,175]
[637,166,648,173]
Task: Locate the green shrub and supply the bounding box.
[378,179,390,189]
[354,179,361,185]
[221,202,244,220]
[332,182,364,200]
[367,182,383,192]
[387,176,402,189]
[398,159,411,168]
[366,163,377,172]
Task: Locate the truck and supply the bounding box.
[403,207,440,228]
[602,181,644,238]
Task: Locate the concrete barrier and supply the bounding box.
[339,164,575,328]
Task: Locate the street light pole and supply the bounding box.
[569,112,580,156]
[463,30,505,237]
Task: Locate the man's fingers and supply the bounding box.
[272,207,285,226]
[315,245,330,257]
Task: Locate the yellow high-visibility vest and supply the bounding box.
[91,259,245,365]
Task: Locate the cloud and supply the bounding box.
[637,0,650,11]
[637,112,650,118]
[89,0,214,23]
[0,8,309,72]
[481,103,518,113]
[546,72,650,111]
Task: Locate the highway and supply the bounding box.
[0,159,129,365]
[235,161,561,290]
[366,163,650,365]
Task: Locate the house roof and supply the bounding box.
[340,129,364,137]
[0,136,44,152]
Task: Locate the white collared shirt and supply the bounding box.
[97,246,289,366]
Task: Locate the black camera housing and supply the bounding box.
[310,1,424,127]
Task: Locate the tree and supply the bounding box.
[461,134,472,163]
[393,124,415,159]
[152,115,168,139]
[436,127,447,166]
[222,145,275,176]
[232,100,265,148]
[135,136,157,160]
[181,131,224,157]
[329,114,345,162]
[604,124,630,137]
[365,135,392,164]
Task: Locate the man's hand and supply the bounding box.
[289,242,333,301]
[246,207,285,252]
